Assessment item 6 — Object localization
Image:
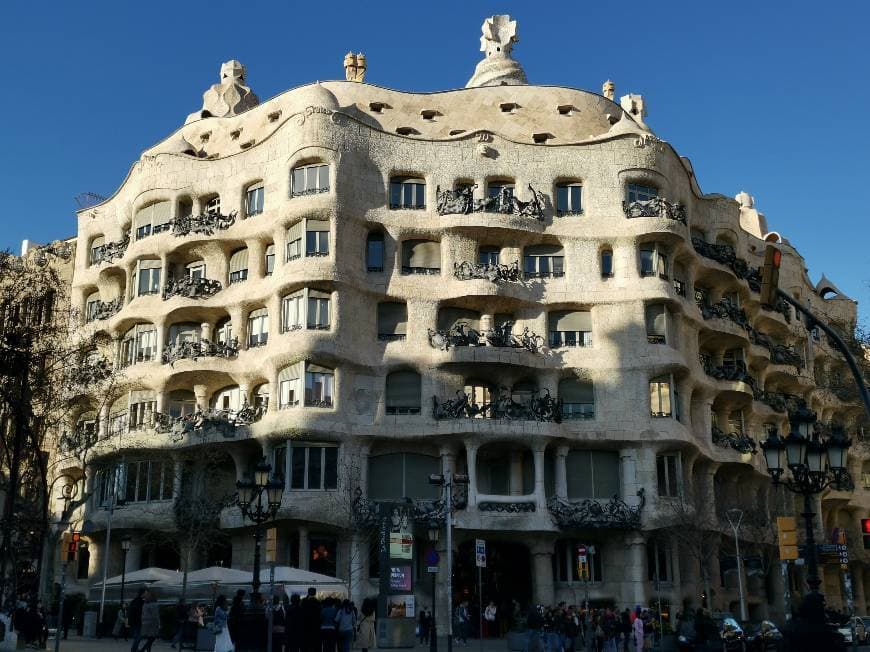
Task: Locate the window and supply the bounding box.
[366,232,385,272]
[167,390,196,418]
[185,260,206,281]
[264,244,275,275]
[600,249,613,278]
[129,392,156,430]
[378,302,407,341]
[559,378,595,420]
[626,183,658,204]
[385,371,422,415]
[310,537,337,576]
[133,260,162,297]
[134,201,172,240]
[121,324,157,366]
[524,245,565,279]
[306,220,330,256]
[647,540,673,583]
[368,453,439,500]
[281,292,303,332]
[247,308,269,347]
[556,183,583,216]
[85,292,101,322]
[211,385,242,413]
[89,236,106,265]
[722,348,744,374]
[215,318,233,345]
[120,460,174,503]
[289,445,338,490]
[727,410,744,434]
[204,195,221,216]
[229,248,249,284]
[401,240,441,275]
[645,304,667,345]
[555,540,603,582]
[656,454,680,497]
[286,222,302,261]
[278,363,302,408]
[291,163,330,196]
[486,181,515,211]
[305,364,334,407]
[640,244,668,279]
[548,311,592,348]
[650,376,672,418]
[245,184,264,216]
[479,246,500,267]
[307,290,330,330]
[254,384,270,411]
[566,450,618,497]
[281,289,330,332]
[390,177,426,209]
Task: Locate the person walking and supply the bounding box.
[272,595,288,652]
[113,603,128,640]
[418,608,429,645]
[302,587,322,652]
[523,604,542,652]
[356,599,376,652]
[171,598,188,649]
[139,590,161,652]
[484,602,497,639]
[334,600,356,652]
[213,595,235,652]
[286,594,304,652]
[228,590,246,648]
[631,613,643,652]
[128,589,145,652]
[320,597,338,652]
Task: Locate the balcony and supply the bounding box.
[435,184,544,220]
[547,489,645,530]
[478,500,536,513]
[304,397,333,408]
[155,404,266,442]
[700,356,759,392]
[401,266,440,275]
[761,296,792,323]
[453,260,521,283]
[85,298,123,322]
[377,334,406,342]
[351,486,467,529]
[428,321,545,353]
[171,211,236,237]
[162,276,222,301]
[90,236,129,266]
[432,387,562,422]
[622,197,687,224]
[691,237,761,292]
[561,403,594,420]
[161,338,239,366]
[711,426,758,454]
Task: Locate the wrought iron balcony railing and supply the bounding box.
[85,298,123,322]
[433,387,562,422]
[453,260,521,283]
[691,237,762,292]
[547,489,645,530]
[161,337,239,365]
[351,486,468,529]
[156,403,266,442]
[479,501,536,513]
[428,321,545,353]
[171,211,237,237]
[291,187,330,198]
[622,197,687,224]
[90,236,130,266]
[304,397,333,408]
[435,184,544,220]
[377,333,406,342]
[762,295,792,323]
[701,358,759,392]
[162,276,222,301]
[401,266,441,275]
[711,426,758,454]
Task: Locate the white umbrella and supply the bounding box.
[181,566,252,586]
[93,567,180,587]
[257,566,347,596]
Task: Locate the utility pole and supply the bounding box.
[726,509,748,622]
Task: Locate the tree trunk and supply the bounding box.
[182,546,192,601]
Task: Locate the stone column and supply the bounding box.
[349,534,367,606]
[201,321,213,343]
[193,384,208,411]
[357,444,371,496]
[248,239,265,279]
[619,448,638,500]
[533,446,547,511]
[298,528,310,570]
[555,446,569,499]
[531,543,555,606]
[229,307,247,347]
[625,533,649,607]
[466,443,478,508]
[172,457,184,500]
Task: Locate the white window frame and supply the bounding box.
[186,261,206,281]
[247,310,269,347]
[279,377,301,408]
[555,183,583,216]
[650,375,673,418]
[245,184,264,216]
[656,453,681,498]
[291,164,330,197]
[133,261,162,298]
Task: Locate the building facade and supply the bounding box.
[56,15,869,626]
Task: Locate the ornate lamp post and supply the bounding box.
[427,519,440,652]
[760,410,852,594]
[236,457,284,604]
[119,536,132,605]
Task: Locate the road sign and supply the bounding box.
[425,548,440,572]
[777,517,798,561]
[577,545,587,562]
[475,539,486,568]
[797,543,849,565]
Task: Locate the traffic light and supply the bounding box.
[861,519,870,550]
[67,531,81,562]
[760,244,782,307]
[777,516,798,560]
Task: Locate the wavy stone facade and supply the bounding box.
[57,18,868,625]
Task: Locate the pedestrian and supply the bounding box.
[335,600,356,652]
[301,587,322,652]
[321,597,338,652]
[128,588,145,652]
[228,589,245,647]
[418,608,429,644]
[631,613,643,652]
[139,589,161,652]
[524,604,542,652]
[273,595,287,652]
[454,601,470,646]
[189,602,205,628]
[286,594,304,652]
[356,599,376,652]
[171,598,188,648]
[213,594,235,652]
[113,603,128,640]
[484,602,497,639]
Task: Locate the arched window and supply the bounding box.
[385,371,422,415]
[548,310,592,347]
[378,302,407,341]
[129,390,156,430]
[511,379,537,405]
[291,163,330,196]
[524,245,564,279]
[89,236,106,266]
[366,232,385,272]
[390,176,426,209]
[600,248,614,278]
[559,378,594,420]
[228,248,249,284]
[134,201,172,240]
[556,183,583,216]
[401,240,441,275]
[649,376,672,418]
[245,182,264,217]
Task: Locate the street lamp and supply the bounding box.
[427,518,440,652]
[429,471,469,652]
[119,536,132,605]
[760,411,852,595]
[236,457,284,604]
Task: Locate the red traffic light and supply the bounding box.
[862,519,870,534]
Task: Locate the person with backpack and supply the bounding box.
[334,600,356,652]
[128,588,145,652]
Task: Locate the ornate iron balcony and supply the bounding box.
[433,387,562,422]
[428,321,544,353]
[377,333,406,342]
[453,260,521,283]
[291,187,329,198]
[647,334,666,345]
[401,266,441,275]
[162,276,222,301]
[90,236,129,266]
[711,426,758,454]
[304,397,333,408]
[171,210,237,237]
[478,501,536,513]
[691,237,762,292]
[701,358,759,391]
[547,489,645,530]
[85,298,123,322]
[436,184,544,220]
[762,296,792,323]
[161,337,239,366]
[157,403,266,442]
[622,197,687,224]
[351,486,468,529]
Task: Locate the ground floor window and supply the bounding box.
[310,537,337,576]
[554,540,603,582]
[647,540,673,584]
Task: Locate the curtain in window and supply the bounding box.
[549,311,591,331]
[135,201,171,228]
[385,371,421,408]
[282,293,304,331]
[307,219,329,233]
[403,240,440,268]
[377,302,407,335]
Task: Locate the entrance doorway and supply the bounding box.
[455,540,531,636]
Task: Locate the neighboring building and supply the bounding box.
[55,14,868,623]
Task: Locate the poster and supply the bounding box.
[389,532,413,559]
[387,594,416,618]
[389,565,412,591]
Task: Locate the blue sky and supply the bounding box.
[1,1,868,320]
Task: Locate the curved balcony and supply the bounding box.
[622,197,686,225]
[161,337,239,366]
[435,184,544,221]
[155,404,266,443]
[432,387,562,422]
[171,211,237,238]
[691,237,761,293]
[453,260,521,283]
[162,276,222,301]
[711,426,758,454]
[547,490,645,530]
[90,236,129,266]
[85,298,123,322]
[427,321,545,354]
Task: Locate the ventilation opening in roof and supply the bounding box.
[240,139,255,149]
[557,105,575,116]
[499,102,519,113]
[449,129,466,136]
[396,126,420,136]
[420,109,440,121]
[533,133,554,144]
[268,110,282,123]
[200,110,213,119]
[230,129,242,140]
[369,101,389,113]
[200,131,211,143]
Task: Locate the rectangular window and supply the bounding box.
[524,254,565,278]
[307,294,330,330]
[229,269,248,284]
[186,262,205,281]
[136,266,161,296]
[245,185,264,216]
[367,236,385,272]
[554,541,603,583]
[288,445,339,490]
[647,541,672,583]
[305,369,334,407]
[306,230,329,256]
[129,401,155,430]
[479,248,499,267]
[645,304,667,345]
[650,377,672,417]
[281,293,304,332]
[248,310,269,347]
[205,196,221,215]
[601,250,613,277]
[265,245,275,275]
[279,378,300,408]
[626,183,658,204]
[286,237,302,261]
[656,454,680,497]
[556,184,583,216]
[292,164,330,196]
[390,179,426,209]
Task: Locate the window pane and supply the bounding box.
[601,251,613,276]
[390,182,401,207]
[570,186,582,210]
[308,448,322,489]
[293,168,305,194]
[318,165,329,191]
[656,457,666,496]
[415,183,425,208]
[291,447,306,489]
[556,186,568,212]
[324,447,338,489]
[640,249,654,275]
[667,456,678,495]
[148,461,161,501]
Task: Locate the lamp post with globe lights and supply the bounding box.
[760,409,852,595]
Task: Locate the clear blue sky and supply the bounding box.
[1,1,868,320]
